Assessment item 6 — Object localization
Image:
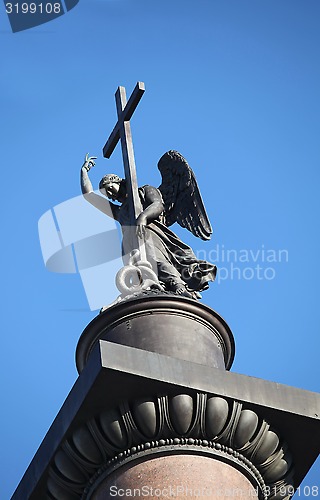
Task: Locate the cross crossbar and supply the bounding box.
[103,81,145,159]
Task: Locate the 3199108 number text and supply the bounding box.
[6,3,61,14]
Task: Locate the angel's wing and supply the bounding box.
[158,150,212,241]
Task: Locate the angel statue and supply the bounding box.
[80,150,216,299]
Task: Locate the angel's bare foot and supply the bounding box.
[169,281,193,299]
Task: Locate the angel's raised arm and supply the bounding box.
[80,154,120,220]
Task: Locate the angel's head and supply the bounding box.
[99,174,126,202]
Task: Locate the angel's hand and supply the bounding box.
[82,153,97,172]
[136,214,147,238]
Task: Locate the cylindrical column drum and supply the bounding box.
[76,293,235,373]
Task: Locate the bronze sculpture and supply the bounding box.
[81,150,216,299]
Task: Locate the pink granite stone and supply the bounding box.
[91,454,259,499]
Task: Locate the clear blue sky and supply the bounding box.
[1,0,320,497]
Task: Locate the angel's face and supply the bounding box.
[103,182,120,201]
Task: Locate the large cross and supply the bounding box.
[103,81,146,261]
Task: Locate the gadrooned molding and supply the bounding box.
[46,393,294,500]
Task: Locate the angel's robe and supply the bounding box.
[118,186,216,292]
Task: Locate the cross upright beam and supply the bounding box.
[103,81,146,260]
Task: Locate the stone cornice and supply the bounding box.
[12,341,320,500]
[47,393,294,500]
